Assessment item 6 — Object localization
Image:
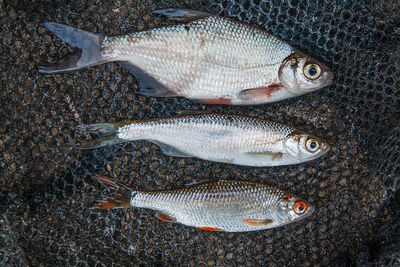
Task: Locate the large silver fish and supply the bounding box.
[93,175,315,232]
[38,8,333,105]
[76,113,330,167]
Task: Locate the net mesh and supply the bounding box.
[1,0,399,265]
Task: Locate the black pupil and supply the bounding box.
[308,67,317,76]
[310,141,317,149]
[298,205,304,211]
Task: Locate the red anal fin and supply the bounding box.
[155,213,176,222]
[239,84,282,100]
[195,98,232,105]
[198,226,224,231]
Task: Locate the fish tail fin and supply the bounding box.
[92,174,134,209]
[38,22,106,73]
[75,122,129,149]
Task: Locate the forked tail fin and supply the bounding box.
[92,174,133,209]
[75,122,129,149]
[38,22,106,73]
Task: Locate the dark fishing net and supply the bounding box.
[1,0,399,266]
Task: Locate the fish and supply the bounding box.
[76,113,330,167]
[38,8,333,105]
[93,175,315,232]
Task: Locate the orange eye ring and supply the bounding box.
[294,201,307,214]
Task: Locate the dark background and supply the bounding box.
[1,0,399,266]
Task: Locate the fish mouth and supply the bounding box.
[319,141,331,156]
[321,140,330,152]
[305,202,315,217]
[318,61,334,88]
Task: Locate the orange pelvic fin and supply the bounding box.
[155,213,176,222]
[243,218,273,226]
[198,226,224,231]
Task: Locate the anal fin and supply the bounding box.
[243,218,273,227]
[198,226,224,231]
[156,213,176,222]
[119,62,179,97]
[152,8,212,23]
[150,141,192,158]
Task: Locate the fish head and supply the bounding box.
[279,52,333,95]
[284,130,330,162]
[275,193,315,223]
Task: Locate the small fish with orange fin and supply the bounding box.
[93,175,315,232]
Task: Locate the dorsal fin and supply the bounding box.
[152,8,213,23]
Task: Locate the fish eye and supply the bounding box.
[304,64,321,80]
[294,201,307,215]
[306,138,320,152]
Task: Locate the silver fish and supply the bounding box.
[38,8,333,105]
[76,113,330,167]
[94,175,315,232]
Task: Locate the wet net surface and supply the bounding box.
[1,0,399,266]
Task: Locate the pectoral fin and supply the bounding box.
[239,84,282,101]
[152,8,212,23]
[246,151,283,160]
[155,213,176,222]
[150,141,192,158]
[243,218,273,227]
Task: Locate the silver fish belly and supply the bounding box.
[94,176,315,232]
[39,9,333,105]
[77,114,330,167]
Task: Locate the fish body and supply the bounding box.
[77,114,330,167]
[39,9,333,105]
[94,175,314,232]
